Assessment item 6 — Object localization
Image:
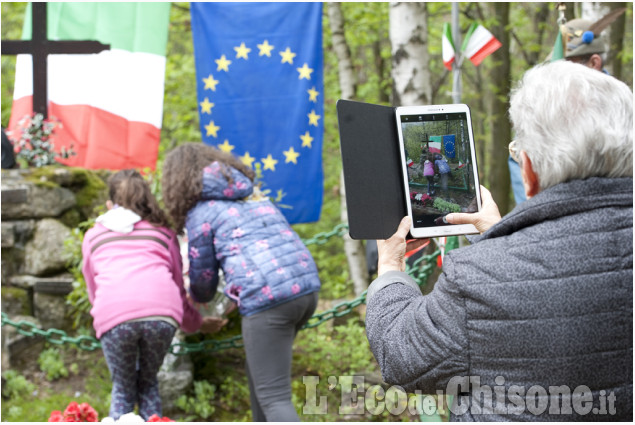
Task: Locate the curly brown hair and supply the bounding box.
[161,142,255,232]
[108,169,172,229]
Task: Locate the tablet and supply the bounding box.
[395,104,481,238]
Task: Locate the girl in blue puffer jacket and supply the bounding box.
[162,143,321,422]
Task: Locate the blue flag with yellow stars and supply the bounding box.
[443,134,456,159]
[190,3,323,224]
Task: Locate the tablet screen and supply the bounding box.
[398,110,479,233]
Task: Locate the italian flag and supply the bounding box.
[428,136,442,154]
[442,22,455,71]
[461,22,502,67]
[8,3,170,170]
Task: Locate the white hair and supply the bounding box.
[509,60,633,191]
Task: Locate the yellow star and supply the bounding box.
[218,139,234,153]
[234,42,251,60]
[205,120,220,138]
[257,40,275,57]
[203,74,219,91]
[199,97,214,114]
[307,110,321,127]
[297,63,313,80]
[215,55,232,72]
[307,86,319,102]
[300,131,314,148]
[283,147,300,164]
[279,47,296,64]
[261,154,278,171]
[239,151,256,168]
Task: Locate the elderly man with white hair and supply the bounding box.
[365,60,632,421]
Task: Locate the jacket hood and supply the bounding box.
[96,206,141,233]
[200,161,253,201]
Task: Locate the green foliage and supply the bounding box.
[216,375,252,421]
[175,380,217,421]
[0,352,112,422]
[1,370,36,400]
[38,347,69,381]
[295,318,374,376]
[1,2,26,128]
[64,218,96,330]
[433,197,461,213]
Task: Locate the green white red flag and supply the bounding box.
[442,22,455,71]
[461,22,502,66]
[8,3,170,170]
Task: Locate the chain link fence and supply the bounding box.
[2,224,444,355]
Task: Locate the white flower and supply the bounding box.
[101,412,145,423]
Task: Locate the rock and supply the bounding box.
[158,333,194,413]
[23,219,72,276]
[1,286,32,316]
[1,177,76,220]
[1,314,45,370]
[32,275,75,332]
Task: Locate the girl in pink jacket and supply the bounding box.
[82,170,201,420]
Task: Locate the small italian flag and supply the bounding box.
[461,22,502,67]
[442,23,455,71]
[8,3,170,170]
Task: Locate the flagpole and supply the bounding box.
[451,2,462,104]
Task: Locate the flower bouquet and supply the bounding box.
[7,113,75,168]
[48,401,98,422]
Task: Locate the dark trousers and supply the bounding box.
[242,291,319,421]
[100,320,176,420]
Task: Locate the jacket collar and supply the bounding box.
[474,177,633,242]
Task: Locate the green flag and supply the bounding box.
[551,29,564,61]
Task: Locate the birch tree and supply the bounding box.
[389,2,432,106]
[327,2,370,296]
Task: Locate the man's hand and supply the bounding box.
[445,185,502,234]
[200,316,228,334]
[377,216,429,276]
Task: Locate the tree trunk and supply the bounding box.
[607,2,627,80]
[389,2,432,106]
[327,2,370,296]
[485,2,512,215]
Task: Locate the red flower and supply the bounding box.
[147,414,174,422]
[48,411,65,422]
[78,402,99,422]
[64,401,81,421]
[49,401,99,422]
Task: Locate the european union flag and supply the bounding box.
[190,3,323,224]
[443,135,456,159]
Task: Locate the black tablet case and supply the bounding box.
[336,99,408,240]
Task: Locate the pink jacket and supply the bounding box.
[82,220,202,338]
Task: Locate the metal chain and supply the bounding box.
[1,223,442,355]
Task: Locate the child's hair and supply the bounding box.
[108,169,172,229]
[162,142,255,232]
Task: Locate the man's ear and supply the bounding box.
[587,54,603,71]
[520,151,540,199]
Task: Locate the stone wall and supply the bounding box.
[1,166,110,369]
[1,166,194,408]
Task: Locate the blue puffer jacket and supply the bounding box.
[186,161,321,316]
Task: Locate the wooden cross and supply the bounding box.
[1,3,110,119]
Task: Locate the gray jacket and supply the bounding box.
[366,177,633,421]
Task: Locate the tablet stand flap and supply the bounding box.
[336,99,408,240]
